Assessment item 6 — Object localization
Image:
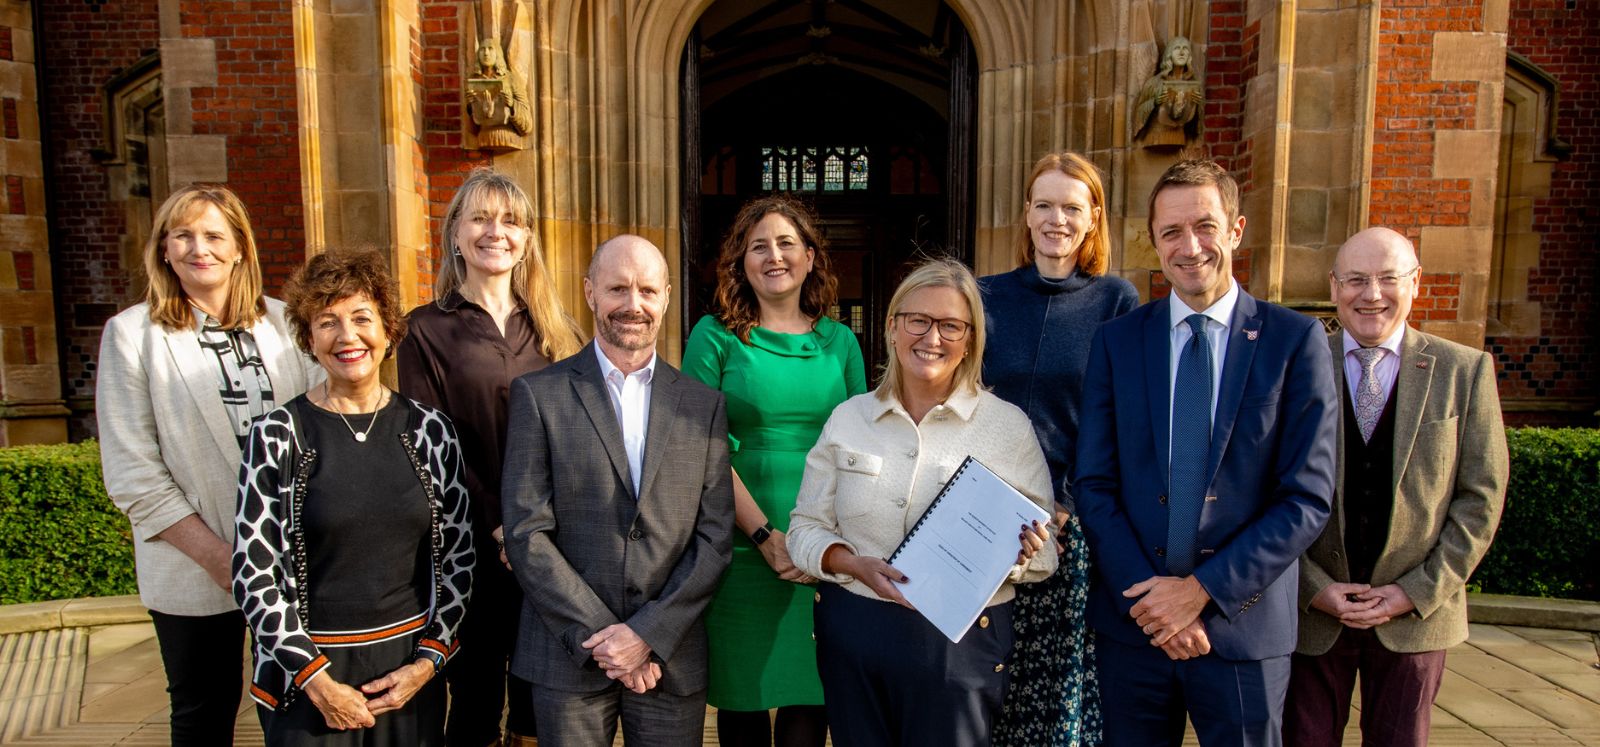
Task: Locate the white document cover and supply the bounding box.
[889,456,1051,643]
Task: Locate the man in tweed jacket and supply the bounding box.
[1285,227,1508,747]
[502,235,734,746]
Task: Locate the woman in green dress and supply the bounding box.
[683,195,866,747]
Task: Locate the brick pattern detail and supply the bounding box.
[1409,272,1462,321]
[179,0,305,292]
[1369,3,1481,238]
[4,175,21,214]
[38,0,162,438]
[13,250,34,291]
[2,98,16,139]
[420,0,493,303]
[1203,1,1250,177]
[1489,0,1600,423]
[0,26,11,61]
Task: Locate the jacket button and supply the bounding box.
[814,592,822,603]
[629,529,643,541]
[1158,494,1167,504]
[978,615,990,629]
[906,449,918,458]
[994,663,1005,673]
[1155,546,1166,557]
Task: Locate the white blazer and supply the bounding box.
[97,298,320,616]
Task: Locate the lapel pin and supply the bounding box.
[1416,361,1428,369]
[1245,329,1259,341]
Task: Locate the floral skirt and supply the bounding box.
[993,515,1103,747]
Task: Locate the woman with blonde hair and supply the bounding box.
[397,166,581,747]
[682,194,865,747]
[983,151,1139,745]
[789,257,1056,746]
[97,184,320,745]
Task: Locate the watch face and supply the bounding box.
[752,526,771,545]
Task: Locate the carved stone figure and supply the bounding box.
[1134,36,1203,149]
[466,5,531,151]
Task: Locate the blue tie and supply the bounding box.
[1167,314,1213,576]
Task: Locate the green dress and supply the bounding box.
[682,314,867,711]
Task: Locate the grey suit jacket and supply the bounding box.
[96,299,320,616]
[1297,327,1508,655]
[502,342,734,696]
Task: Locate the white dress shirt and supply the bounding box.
[1342,325,1405,404]
[595,344,656,497]
[1167,279,1239,450]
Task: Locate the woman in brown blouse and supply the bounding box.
[397,167,582,747]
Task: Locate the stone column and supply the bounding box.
[0,2,67,444]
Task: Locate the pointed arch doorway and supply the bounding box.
[679,0,977,372]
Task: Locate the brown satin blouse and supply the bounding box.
[397,291,552,529]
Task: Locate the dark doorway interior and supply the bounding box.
[680,0,975,376]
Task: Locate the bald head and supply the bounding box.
[588,234,668,283]
[585,234,671,367]
[1331,227,1421,347]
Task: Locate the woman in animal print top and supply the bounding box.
[233,250,474,746]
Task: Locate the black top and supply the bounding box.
[398,291,552,530]
[291,394,431,629]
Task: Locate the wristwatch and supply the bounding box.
[750,522,775,546]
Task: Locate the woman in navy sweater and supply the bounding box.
[981,151,1138,746]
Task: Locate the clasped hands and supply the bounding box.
[303,658,435,730]
[583,623,660,694]
[1311,582,1415,629]
[1124,575,1212,661]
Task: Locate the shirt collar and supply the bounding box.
[1168,278,1240,332]
[870,384,982,422]
[1341,324,1405,360]
[594,342,656,385]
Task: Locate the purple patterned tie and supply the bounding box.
[1353,347,1385,442]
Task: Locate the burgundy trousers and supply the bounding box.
[1284,627,1446,747]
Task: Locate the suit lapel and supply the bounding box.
[1391,327,1433,496]
[638,362,684,504]
[1206,291,1262,482]
[250,315,296,402]
[1327,333,1349,546]
[1143,300,1172,488]
[164,322,241,461]
[569,344,636,497]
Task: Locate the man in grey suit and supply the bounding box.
[1284,227,1508,746]
[502,234,734,746]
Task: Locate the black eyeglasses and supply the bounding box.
[895,312,971,342]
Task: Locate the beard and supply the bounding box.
[596,310,658,352]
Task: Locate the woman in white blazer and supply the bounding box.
[96,184,319,746]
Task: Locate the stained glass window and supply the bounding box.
[760,145,869,192]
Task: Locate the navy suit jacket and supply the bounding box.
[1075,289,1338,661]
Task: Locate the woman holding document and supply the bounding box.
[788,257,1056,746]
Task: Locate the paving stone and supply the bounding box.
[1436,669,1557,728]
[1449,650,1564,690]
[1498,688,1600,730]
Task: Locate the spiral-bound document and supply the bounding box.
[889,456,1051,643]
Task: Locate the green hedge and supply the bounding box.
[1471,427,1600,601]
[0,440,138,604]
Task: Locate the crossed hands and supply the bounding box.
[303,658,436,731]
[583,623,660,694]
[1311,582,1416,629]
[1124,575,1213,661]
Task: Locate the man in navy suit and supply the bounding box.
[1075,159,1338,746]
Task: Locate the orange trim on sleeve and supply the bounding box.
[293,655,330,688]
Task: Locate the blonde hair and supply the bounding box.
[142,184,265,331]
[435,167,583,361]
[875,257,987,402]
[1014,151,1110,275]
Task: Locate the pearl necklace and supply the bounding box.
[321,385,388,443]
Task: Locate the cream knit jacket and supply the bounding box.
[789,386,1057,605]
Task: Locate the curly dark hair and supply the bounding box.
[283,249,408,358]
[712,194,839,343]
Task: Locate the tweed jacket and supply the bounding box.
[501,342,734,697]
[232,396,475,710]
[96,299,320,616]
[788,387,1057,605]
[1297,327,1508,655]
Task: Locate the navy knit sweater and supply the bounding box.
[979,264,1139,508]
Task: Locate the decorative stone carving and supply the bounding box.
[1134,36,1203,149]
[466,1,531,151]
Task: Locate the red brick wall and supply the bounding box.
[1196,0,1257,295]
[419,0,493,304]
[179,0,304,292]
[37,0,162,438]
[1491,0,1600,425]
